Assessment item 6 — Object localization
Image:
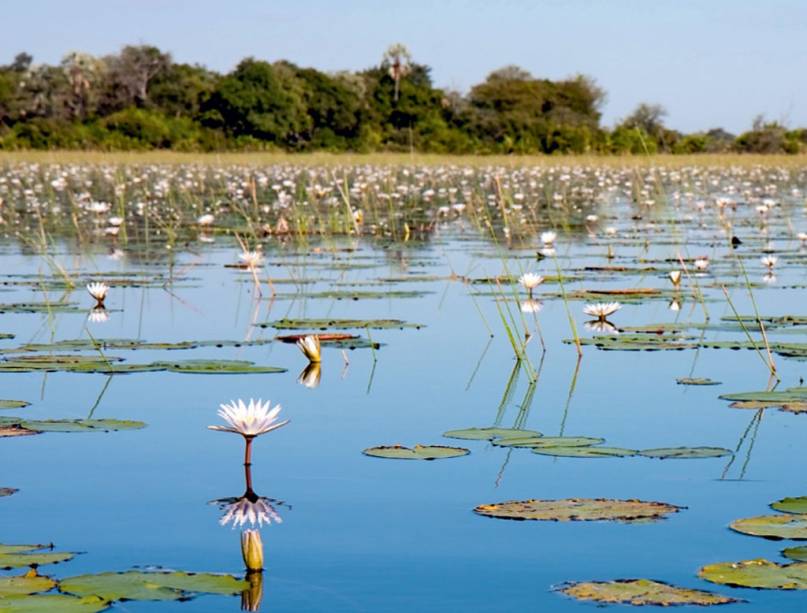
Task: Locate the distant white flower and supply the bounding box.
[520,299,543,314]
[86,282,109,305]
[87,201,110,214]
[540,231,557,245]
[583,302,621,321]
[605,226,617,236]
[104,226,120,236]
[668,299,681,312]
[518,273,544,292]
[108,216,123,227]
[669,270,682,286]
[798,232,807,244]
[585,214,599,223]
[296,335,321,363]
[209,399,288,438]
[239,250,264,269]
[197,213,215,226]
[539,247,556,257]
[693,257,709,271]
[761,255,777,269]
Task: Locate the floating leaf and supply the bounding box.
[730,515,807,540]
[60,570,246,602]
[783,546,807,562]
[699,559,807,590]
[771,497,807,515]
[17,419,145,434]
[558,579,738,606]
[639,447,733,459]
[0,400,29,409]
[156,360,286,375]
[0,572,57,597]
[0,544,76,569]
[677,377,722,386]
[362,444,469,460]
[264,318,423,330]
[0,426,40,438]
[0,488,17,497]
[532,446,638,458]
[0,594,109,612]
[493,436,604,448]
[443,427,540,441]
[473,498,682,522]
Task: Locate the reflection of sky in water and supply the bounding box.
[2,233,807,612]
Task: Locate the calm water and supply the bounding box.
[2,165,807,611]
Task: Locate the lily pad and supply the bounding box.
[156,360,286,374]
[730,515,807,540]
[0,572,57,597]
[443,427,540,440]
[17,419,145,433]
[532,446,638,458]
[699,559,807,590]
[473,498,683,522]
[265,318,423,330]
[639,447,733,459]
[362,444,470,460]
[0,400,29,409]
[59,570,247,602]
[493,436,604,448]
[677,377,722,386]
[783,546,807,562]
[0,488,17,497]
[0,544,76,569]
[558,579,738,606]
[0,595,110,612]
[771,497,807,515]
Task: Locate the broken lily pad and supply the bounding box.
[699,559,807,590]
[771,497,807,515]
[730,515,807,540]
[473,498,682,522]
[557,578,738,606]
[363,444,469,460]
[59,570,246,602]
[443,427,540,441]
[639,447,733,459]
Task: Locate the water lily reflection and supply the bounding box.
[584,320,619,335]
[87,307,109,323]
[520,299,543,314]
[212,487,285,529]
[763,272,777,284]
[298,362,321,388]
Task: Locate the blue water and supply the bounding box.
[2,226,807,611]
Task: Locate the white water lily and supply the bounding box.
[86,282,109,305]
[668,270,682,286]
[798,232,807,244]
[296,335,321,363]
[540,231,557,245]
[239,250,264,269]
[520,299,543,314]
[693,257,709,271]
[518,272,544,292]
[197,213,215,226]
[761,255,777,269]
[209,399,288,438]
[583,302,621,321]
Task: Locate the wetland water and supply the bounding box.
[1,162,807,611]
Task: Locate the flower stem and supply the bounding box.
[244,436,254,465]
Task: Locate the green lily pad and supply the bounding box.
[156,360,286,374]
[0,400,29,409]
[59,570,247,602]
[264,318,423,330]
[17,419,145,433]
[676,377,722,386]
[494,436,604,448]
[0,544,76,569]
[0,594,110,612]
[473,498,683,522]
[639,447,733,459]
[771,497,807,515]
[363,444,470,460]
[699,559,807,589]
[783,546,807,562]
[0,573,57,597]
[443,427,540,440]
[730,515,807,540]
[558,578,738,606]
[532,446,638,458]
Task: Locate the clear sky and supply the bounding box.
[3,0,805,133]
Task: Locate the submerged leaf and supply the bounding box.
[474,498,683,522]
[558,578,738,606]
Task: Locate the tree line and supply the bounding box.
[0,44,804,154]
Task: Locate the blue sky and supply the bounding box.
[3,0,805,133]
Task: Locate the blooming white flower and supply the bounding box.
[239,250,264,269]
[583,302,621,321]
[86,282,109,304]
[761,255,777,269]
[669,270,682,286]
[108,216,123,227]
[197,213,215,226]
[693,257,709,271]
[540,231,557,245]
[518,273,544,291]
[296,335,321,363]
[798,232,807,244]
[209,399,288,438]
